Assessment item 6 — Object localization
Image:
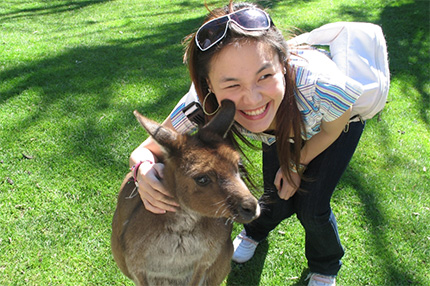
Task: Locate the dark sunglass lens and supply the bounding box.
[231,9,269,29]
[197,18,228,50]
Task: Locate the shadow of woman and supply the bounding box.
[226,240,269,286]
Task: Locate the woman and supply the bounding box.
[129,2,365,285]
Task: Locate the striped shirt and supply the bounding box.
[291,49,363,139]
[169,48,363,144]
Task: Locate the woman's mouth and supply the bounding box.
[240,102,270,119]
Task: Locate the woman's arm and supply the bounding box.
[275,107,352,200]
[300,107,352,165]
[130,117,180,213]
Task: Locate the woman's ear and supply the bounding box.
[206,78,213,92]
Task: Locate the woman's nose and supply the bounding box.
[241,87,261,106]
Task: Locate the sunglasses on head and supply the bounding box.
[195,8,272,51]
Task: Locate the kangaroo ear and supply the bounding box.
[201,99,236,138]
[133,110,178,153]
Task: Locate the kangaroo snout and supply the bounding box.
[237,197,260,224]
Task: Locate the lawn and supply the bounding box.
[0,0,429,285]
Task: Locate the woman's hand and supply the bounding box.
[273,107,353,201]
[135,161,179,214]
[274,168,301,200]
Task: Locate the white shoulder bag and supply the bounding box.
[288,22,390,121]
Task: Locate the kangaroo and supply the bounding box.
[111,100,260,285]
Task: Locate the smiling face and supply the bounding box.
[207,40,285,133]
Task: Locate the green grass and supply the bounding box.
[1,0,429,285]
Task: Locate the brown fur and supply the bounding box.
[111,101,260,285]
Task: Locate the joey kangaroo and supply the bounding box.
[111,100,260,286]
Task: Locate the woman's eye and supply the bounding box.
[260,74,273,80]
[194,175,211,186]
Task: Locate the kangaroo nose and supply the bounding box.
[238,199,260,223]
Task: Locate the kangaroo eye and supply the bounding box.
[194,175,211,186]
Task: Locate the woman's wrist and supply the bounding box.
[289,160,307,175]
[130,146,157,169]
[131,160,155,183]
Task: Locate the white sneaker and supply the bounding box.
[232,229,259,263]
[306,273,336,286]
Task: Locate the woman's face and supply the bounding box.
[207,40,285,133]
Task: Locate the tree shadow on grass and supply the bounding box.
[0,15,202,173]
[379,1,430,128]
[0,0,113,22]
[255,0,317,9]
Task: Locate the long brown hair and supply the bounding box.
[183,1,305,188]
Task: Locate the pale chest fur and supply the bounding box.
[125,211,232,283]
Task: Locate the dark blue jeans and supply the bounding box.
[244,121,365,276]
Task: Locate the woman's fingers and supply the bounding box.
[137,177,179,213]
[141,198,170,214]
[137,163,179,213]
[274,168,301,200]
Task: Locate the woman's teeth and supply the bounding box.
[243,105,267,116]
